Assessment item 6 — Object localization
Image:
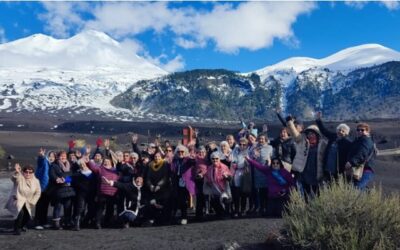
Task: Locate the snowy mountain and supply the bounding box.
[112,45,400,121]
[1,33,399,123]
[0,30,169,121]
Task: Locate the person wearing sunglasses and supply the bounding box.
[345,123,377,190]
[170,145,196,225]
[203,152,232,219]
[6,163,41,235]
[245,157,294,217]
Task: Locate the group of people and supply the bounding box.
[5,111,377,235]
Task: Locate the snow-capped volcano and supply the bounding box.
[255,44,400,77]
[0,29,166,72]
[0,30,169,122]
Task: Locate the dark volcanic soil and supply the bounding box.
[0,114,398,249]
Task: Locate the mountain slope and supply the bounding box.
[0,30,168,121]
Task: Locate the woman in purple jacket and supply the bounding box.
[246,157,294,217]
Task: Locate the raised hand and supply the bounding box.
[56,177,65,184]
[14,163,21,173]
[316,111,322,120]
[131,134,138,144]
[39,147,46,157]
[104,139,110,149]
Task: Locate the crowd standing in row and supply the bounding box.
[5,111,377,235]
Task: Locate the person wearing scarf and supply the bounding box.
[145,152,171,225]
[49,150,76,229]
[246,157,294,217]
[102,176,144,229]
[203,152,232,219]
[287,116,328,199]
[5,163,41,235]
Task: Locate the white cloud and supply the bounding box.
[82,2,315,53]
[159,55,185,72]
[0,27,7,44]
[39,2,90,38]
[345,1,400,10]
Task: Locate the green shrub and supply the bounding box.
[282,178,400,250]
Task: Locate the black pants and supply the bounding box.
[14,205,30,230]
[267,195,289,217]
[195,180,205,219]
[231,186,248,214]
[35,192,50,225]
[255,187,268,214]
[74,192,96,220]
[96,195,116,226]
[210,195,230,218]
[53,197,73,223]
[302,183,319,202]
[175,187,189,220]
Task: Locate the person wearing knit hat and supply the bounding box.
[286,115,328,199]
[315,112,352,180]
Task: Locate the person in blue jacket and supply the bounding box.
[34,148,55,230]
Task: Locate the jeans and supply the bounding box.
[354,171,374,190]
[53,197,72,221]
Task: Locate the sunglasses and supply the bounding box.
[211,158,219,160]
[272,162,280,165]
[24,170,34,174]
[123,155,130,157]
[178,151,185,153]
[357,129,366,132]
[239,144,247,146]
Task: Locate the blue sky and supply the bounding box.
[1,1,400,72]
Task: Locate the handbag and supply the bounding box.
[352,164,364,181]
[240,166,252,194]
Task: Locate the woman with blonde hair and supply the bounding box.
[5,163,41,235]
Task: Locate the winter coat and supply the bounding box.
[170,157,196,195]
[146,160,171,201]
[347,135,376,171]
[247,158,294,199]
[287,120,328,182]
[49,161,76,200]
[35,155,50,191]
[113,181,142,213]
[251,143,273,188]
[203,162,232,198]
[270,137,296,164]
[5,172,41,219]
[87,160,119,197]
[316,119,352,175]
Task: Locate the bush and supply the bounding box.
[282,178,400,249]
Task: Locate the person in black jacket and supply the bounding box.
[49,151,76,229]
[71,159,97,230]
[315,112,352,180]
[270,127,296,172]
[345,122,377,190]
[102,176,144,229]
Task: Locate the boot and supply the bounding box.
[53,219,62,230]
[73,216,81,231]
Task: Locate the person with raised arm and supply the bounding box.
[34,148,55,230]
[315,111,352,180]
[245,157,294,217]
[286,115,328,199]
[6,163,41,235]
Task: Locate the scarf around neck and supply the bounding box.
[58,160,71,172]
